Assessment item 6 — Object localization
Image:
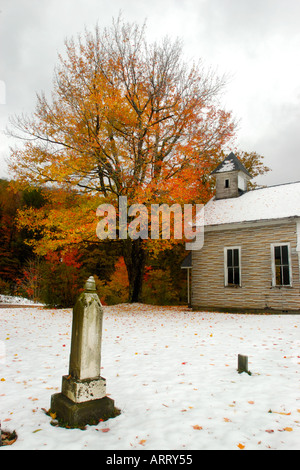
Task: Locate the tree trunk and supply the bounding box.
[122,238,145,303]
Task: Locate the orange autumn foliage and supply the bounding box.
[9,17,237,206]
[7,17,270,301]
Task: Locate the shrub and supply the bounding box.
[40,249,85,307]
[142,267,180,305]
[0,278,12,296]
[95,257,129,305]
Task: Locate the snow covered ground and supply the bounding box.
[0,294,43,306]
[0,303,299,450]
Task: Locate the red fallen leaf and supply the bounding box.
[181,362,187,365]
[101,428,110,433]
[265,429,274,433]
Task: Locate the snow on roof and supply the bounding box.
[215,159,235,172]
[199,181,300,227]
[211,152,252,178]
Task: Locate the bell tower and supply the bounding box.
[211,153,252,200]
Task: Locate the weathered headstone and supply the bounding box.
[237,354,249,374]
[50,276,119,427]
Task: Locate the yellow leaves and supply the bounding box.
[266,427,294,433]
[237,443,245,450]
[181,406,194,412]
[0,378,5,381]
[269,409,291,416]
[28,397,38,401]
[192,425,203,430]
[15,189,98,256]
[139,439,147,446]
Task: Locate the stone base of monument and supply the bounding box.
[50,392,119,428]
[61,375,107,403]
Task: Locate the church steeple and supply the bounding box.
[211,153,252,200]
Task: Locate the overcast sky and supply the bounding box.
[1,0,300,186]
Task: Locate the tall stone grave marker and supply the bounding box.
[50,276,118,427]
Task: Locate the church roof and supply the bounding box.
[197,181,300,228]
[211,152,252,178]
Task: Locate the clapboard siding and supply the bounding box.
[191,221,300,312]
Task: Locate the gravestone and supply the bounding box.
[237,354,250,374]
[50,276,119,427]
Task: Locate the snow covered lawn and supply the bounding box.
[0,294,43,306]
[0,304,299,450]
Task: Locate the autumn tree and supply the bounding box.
[0,179,36,291]
[8,17,262,302]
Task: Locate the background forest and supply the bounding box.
[0,178,187,307]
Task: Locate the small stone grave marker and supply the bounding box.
[237,354,251,375]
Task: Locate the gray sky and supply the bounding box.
[1,0,300,186]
